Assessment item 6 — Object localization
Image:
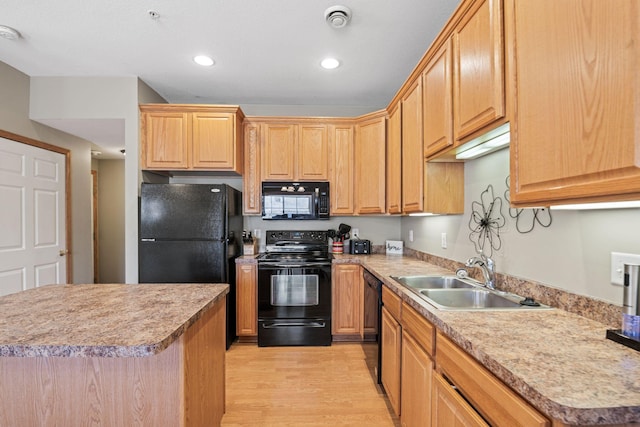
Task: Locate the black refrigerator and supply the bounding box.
[138,183,242,349]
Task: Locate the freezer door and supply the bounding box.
[140,184,227,240]
[139,241,227,283]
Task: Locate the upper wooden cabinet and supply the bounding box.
[423,38,454,158]
[452,0,505,142]
[140,104,244,173]
[386,104,402,214]
[329,124,356,215]
[261,123,296,180]
[401,78,424,213]
[355,112,387,214]
[242,122,261,215]
[261,122,329,181]
[506,0,640,206]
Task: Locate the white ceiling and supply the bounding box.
[1,0,459,155]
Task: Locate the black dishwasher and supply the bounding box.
[363,269,383,384]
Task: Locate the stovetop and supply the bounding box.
[258,230,331,262]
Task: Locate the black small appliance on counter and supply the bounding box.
[350,239,371,254]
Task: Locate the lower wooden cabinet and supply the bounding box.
[332,264,363,340]
[381,287,403,417]
[401,330,433,427]
[436,331,549,427]
[236,264,257,340]
[432,373,489,427]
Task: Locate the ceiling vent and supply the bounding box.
[324,6,352,29]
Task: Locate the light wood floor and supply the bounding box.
[221,342,400,427]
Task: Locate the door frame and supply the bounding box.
[0,129,73,283]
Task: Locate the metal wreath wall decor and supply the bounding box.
[504,176,553,233]
[468,184,505,257]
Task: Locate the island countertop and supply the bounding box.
[0,283,229,358]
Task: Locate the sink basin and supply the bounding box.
[391,275,477,290]
[419,288,522,309]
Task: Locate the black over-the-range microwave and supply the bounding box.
[261,181,330,220]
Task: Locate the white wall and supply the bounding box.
[0,62,95,283]
[96,159,126,283]
[29,75,147,283]
[401,148,640,305]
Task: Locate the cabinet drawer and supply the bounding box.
[436,332,549,427]
[382,286,401,321]
[401,302,434,357]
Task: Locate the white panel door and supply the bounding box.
[0,137,66,296]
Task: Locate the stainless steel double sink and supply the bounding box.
[390,275,551,311]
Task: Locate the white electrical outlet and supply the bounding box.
[441,232,447,249]
[610,252,640,285]
[352,228,359,239]
[409,230,414,242]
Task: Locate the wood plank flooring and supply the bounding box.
[221,342,400,426]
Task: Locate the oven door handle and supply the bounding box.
[259,262,330,268]
[262,321,326,328]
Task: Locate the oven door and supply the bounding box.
[258,262,331,320]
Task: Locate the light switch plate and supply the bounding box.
[610,252,640,285]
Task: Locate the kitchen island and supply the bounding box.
[0,283,228,426]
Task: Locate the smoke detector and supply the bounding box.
[324,6,352,29]
[0,25,21,40]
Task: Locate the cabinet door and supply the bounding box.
[329,124,355,215]
[401,331,433,427]
[332,264,362,337]
[297,124,328,180]
[423,38,453,158]
[355,115,386,214]
[401,78,424,213]
[386,104,402,214]
[242,123,261,215]
[432,374,489,427]
[236,264,257,337]
[508,0,640,206]
[191,112,238,170]
[381,306,401,416]
[262,124,296,180]
[141,112,189,169]
[453,0,505,141]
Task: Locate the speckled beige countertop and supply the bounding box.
[0,283,228,358]
[330,254,640,426]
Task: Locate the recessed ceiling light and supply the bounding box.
[321,58,340,69]
[194,55,215,66]
[0,25,21,40]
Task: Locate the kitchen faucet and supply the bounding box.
[465,254,496,290]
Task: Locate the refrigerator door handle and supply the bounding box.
[141,238,156,242]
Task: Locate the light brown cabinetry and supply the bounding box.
[355,112,387,214]
[329,124,355,215]
[432,374,489,427]
[236,263,257,340]
[140,104,243,172]
[423,38,453,158]
[242,122,261,215]
[424,162,465,214]
[261,123,296,180]
[452,0,505,141]
[401,79,424,213]
[386,104,402,214]
[436,331,549,426]
[506,0,640,206]
[261,122,329,181]
[332,264,363,339]
[381,287,402,416]
[400,302,436,427]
